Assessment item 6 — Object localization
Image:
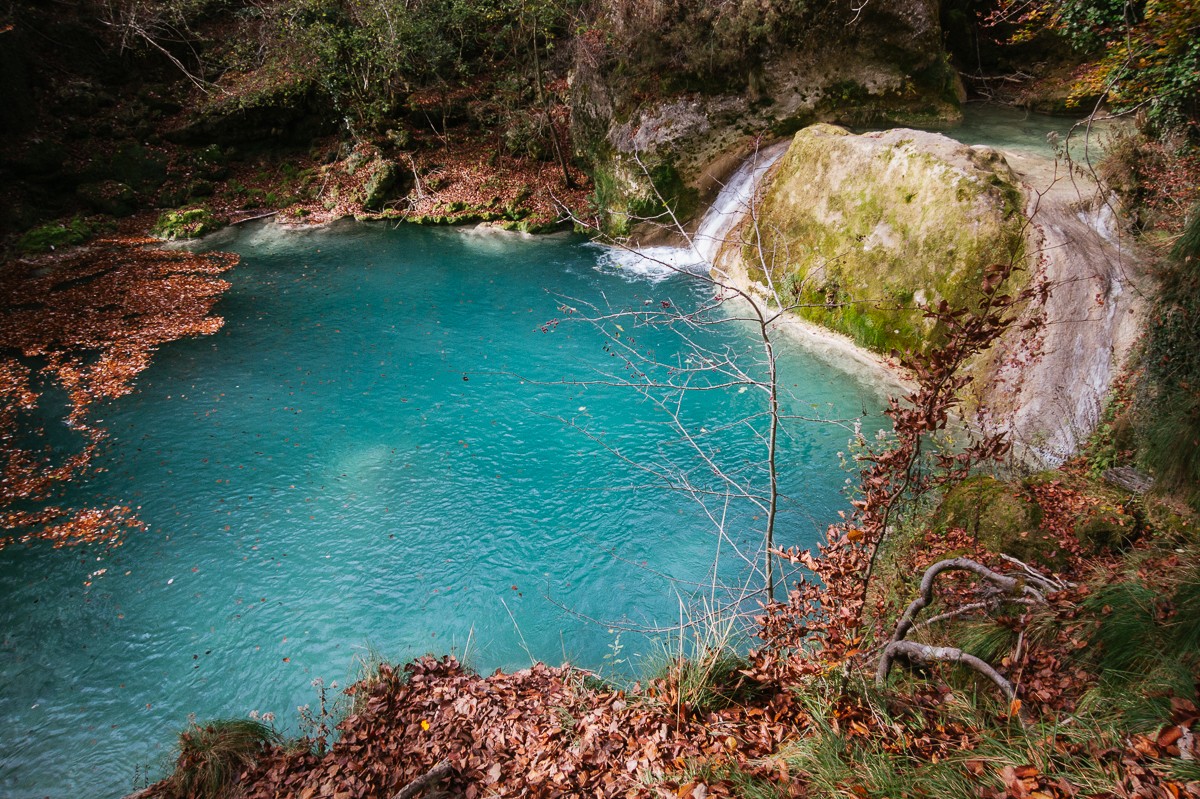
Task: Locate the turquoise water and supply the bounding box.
[944,103,1121,160]
[0,222,887,798]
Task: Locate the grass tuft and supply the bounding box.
[163,718,279,799]
[652,648,760,715]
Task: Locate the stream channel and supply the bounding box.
[0,105,1105,798]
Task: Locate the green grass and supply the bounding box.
[640,601,765,718]
[1066,553,1200,732]
[163,718,279,799]
[779,674,1128,798]
[651,649,759,715]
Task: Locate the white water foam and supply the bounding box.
[598,140,791,282]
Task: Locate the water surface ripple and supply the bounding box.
[0,222,887,798]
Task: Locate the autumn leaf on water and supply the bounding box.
[0,237,236,549]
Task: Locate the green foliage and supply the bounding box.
[1140,207,1200,504]
[992,0,1200,132]
[263,0,582,130]
[1084,580,1160,675]
[1083,392,1135,478]
[17,216,102,253]
[153,208,220,240]
[1073,0,1200,132]
[1052,0,1130,50]
[163,718,279,799]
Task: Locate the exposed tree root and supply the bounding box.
[876,556,1064,699]
[876,640,1017,701]
[392,760,454,799]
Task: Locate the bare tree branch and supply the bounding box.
[391,760,454,799]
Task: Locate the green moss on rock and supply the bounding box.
[587,154,699,239]
[744,125,1027,357]
[77,180,137,217]
[1074,502,1140,554]
[627,161,699,225]
[362,161,399,211]
[18,216,101,253]
[937,475,1062,567]
[153,208,220,241]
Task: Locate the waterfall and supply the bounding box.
[600,140,790,281]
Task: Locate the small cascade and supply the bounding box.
[600,140,790,280]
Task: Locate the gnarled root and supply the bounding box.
[392,760,454,799]
[876,640,1016,701]
[888,557,1055,647]
[876,556,1062,699]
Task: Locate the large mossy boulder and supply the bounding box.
[362,161,409,212]
[936,475,1063,568]
[738,125,1026,357]
[1073,502,1140,555]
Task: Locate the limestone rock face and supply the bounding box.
[572,0,961,239]
[717,121,1143,469]
[733,124,1025,357]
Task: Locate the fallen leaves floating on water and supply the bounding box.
[0,236,236,549]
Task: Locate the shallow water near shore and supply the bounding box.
[942,102,1122,160]
[0,221,889,798]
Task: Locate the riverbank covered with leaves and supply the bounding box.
[137,462,1200,799]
